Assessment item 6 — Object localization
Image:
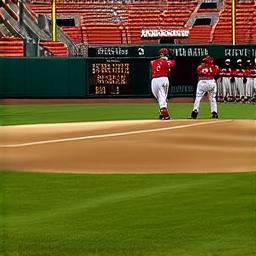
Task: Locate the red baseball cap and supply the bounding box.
[159,48,169,56]
[203,55,214,64]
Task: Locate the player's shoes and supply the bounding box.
[159,115,170,120]
[191,110,198,119]
[211,111,218,119]
[159,107,170,120]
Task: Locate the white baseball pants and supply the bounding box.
[193,79,217,113]
[245,78,254,98]
[222,77,232,98]
[254,78,256,96]
[216,78,224,97]
[235,77,245,98]
[151,77,169,109]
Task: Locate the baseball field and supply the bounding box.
[0,101,255,256]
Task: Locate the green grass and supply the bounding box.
[0,102,255,125]
[1,102,255,256]
[0,171,255,256]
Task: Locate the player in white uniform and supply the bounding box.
[233,59,245,102]
[252,59,256,102]
[244,59,254,102]
[191,55,220,119]
[219,59,232,102]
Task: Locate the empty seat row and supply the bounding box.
[0,37,24,56]
[39,41,69,56]
[212,0,255,43]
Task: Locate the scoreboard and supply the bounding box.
[88,58,196,97]
[89,61,132,95]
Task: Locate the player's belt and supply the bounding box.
[199,77,214,80]
[152,75,167,78]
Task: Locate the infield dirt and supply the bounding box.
[1,119,255,173]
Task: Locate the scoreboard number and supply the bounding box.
[95,86,106,95]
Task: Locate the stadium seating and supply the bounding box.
[0,37,68,57]
[25,1,198,45]
[181,25,213,44]
[26,2,128,44]
[212,0,255,43]
[127,2,197,44]
[0,0,255,56]
[39,41,69,56]
[61,26,84,44]
[24,0,256,45]
[0,37,24,57]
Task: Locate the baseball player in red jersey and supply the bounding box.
[191,55,220,119]
[151,48,175,120]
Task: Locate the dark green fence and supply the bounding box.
[0,44,255,98]
[0,58,87,98]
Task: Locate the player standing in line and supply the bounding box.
[219,59,232,102]
[251,58,256,102]
[244,59,254,103]
[232,59,245,102]
[191,55,220,119]
[151,48,175,120]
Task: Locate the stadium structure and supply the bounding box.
[0,0,255,57]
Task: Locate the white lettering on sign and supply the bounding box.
[169,48,209,57]
[97,47,128,56]
[141,29,189,38]
[225,48,256,57]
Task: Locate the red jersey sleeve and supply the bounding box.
[213,65,220,76]
[167,59,176,75]
[167,59,176,69]
[197,64,203,75]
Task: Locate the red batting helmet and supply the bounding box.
[159,48,169,56]
[203,55,214,64]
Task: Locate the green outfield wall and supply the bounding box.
[0,58,87,98]
[0,44,255,98]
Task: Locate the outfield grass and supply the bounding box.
[1,102,255,256]
[1,171,255,256]
[0,102,255,125]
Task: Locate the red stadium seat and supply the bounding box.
[0,0,255,54]
[0,37,24,57]
[39,41,69,56]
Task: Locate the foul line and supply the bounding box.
[0,120,229,148]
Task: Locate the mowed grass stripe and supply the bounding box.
[1,171,255,256]
[0,102,255,125]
